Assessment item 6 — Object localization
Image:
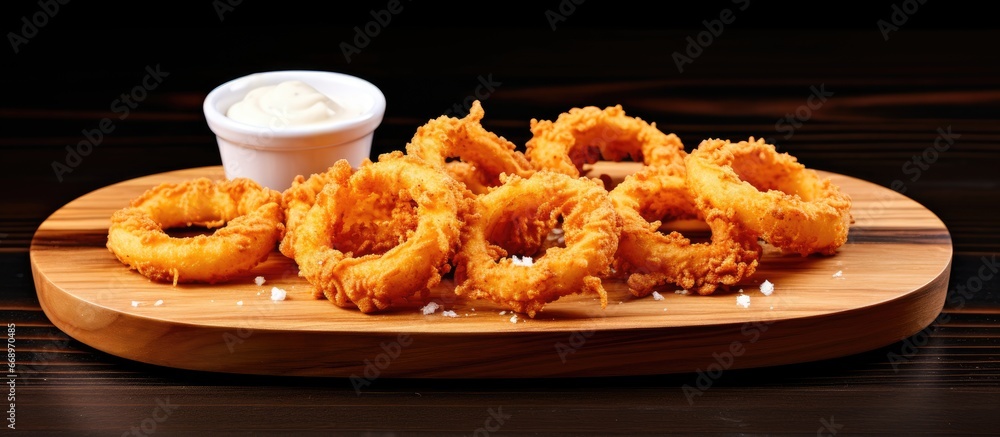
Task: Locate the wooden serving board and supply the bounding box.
[30,164,952,378]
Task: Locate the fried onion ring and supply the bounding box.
[610,164,762,296]
[525,104,686,176]
[106,177,284,284]
[291,151,473,313]
[453,171,621,317]
[685,137,853,256]
[406,100,535,194]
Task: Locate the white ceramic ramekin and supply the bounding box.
[203,70,386,191]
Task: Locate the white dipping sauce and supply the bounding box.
[226,80,359,128]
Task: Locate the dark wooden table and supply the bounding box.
[3,3,999,435]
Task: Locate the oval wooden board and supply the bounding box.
[30,164,952,378]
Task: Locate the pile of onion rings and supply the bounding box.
[106,100,852,317]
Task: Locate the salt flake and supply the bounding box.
[270,287,287,301]
[760,280,774,296]
[736,294,751,308]
[421,301,440,315]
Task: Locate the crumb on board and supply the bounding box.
[154,299,163,307]
[442,310,458,318]
[421,301,440,315]
[509,314,518,324]
[270,287,287,301]
[652,291,664,301]
[675,289,689,295]
[236,300,244,306]
[254,276,265,286]
[833,270,844,278]
[760,280,774,296]
[736,293,751,308]
[131,301,140,308]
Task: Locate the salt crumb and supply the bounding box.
[760,280,774,296]
[651,291,664,301]
[237,300,244,306]
[832,270,844,278]
[499,311,507,315]
[131,301,140,308]
[154,299,164,307]
[663,308,668,311]
[509,314,518,323]
[254,276,266,286]
[421,301,440,315]
[442,310,458,318]
[270,287,287,301]
[736,294,751,308]
[511,255,534,267]
[675,289,689,295]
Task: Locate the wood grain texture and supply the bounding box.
[29,164,952,378]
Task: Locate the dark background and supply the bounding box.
[3,1,999,434]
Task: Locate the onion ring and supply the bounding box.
[278,159,420,265]
[610,164,762,296]
[453,171,621,317]
[525,104,686,176]
[106,177,284,285]
[406,100,535,194]
[291,151,473,313]
[684,137,853,256]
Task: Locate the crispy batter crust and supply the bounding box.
[106,177,285,284]
[453,171,621,317]
[610,164,762,296]
[685,137,853,256]
[406,100,534,194]
[291,151,474,313]
[526,104,686,176]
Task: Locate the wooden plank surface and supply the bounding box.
[29,164,952,378]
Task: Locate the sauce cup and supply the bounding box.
[203,70,386,191]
